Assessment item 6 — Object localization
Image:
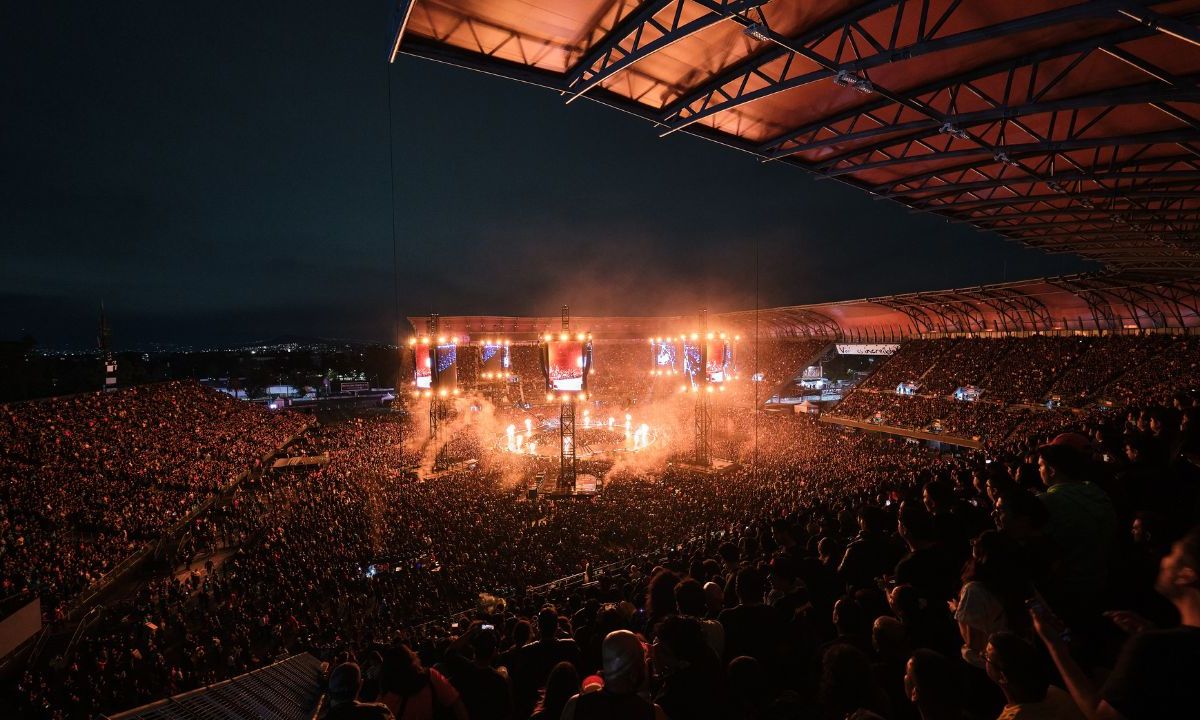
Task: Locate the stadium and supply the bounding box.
[3,1,1200,719]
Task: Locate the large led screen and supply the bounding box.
[546,340,588,392]
[651,339,678,372]
[415,344,457,389]
[480,343,509,376]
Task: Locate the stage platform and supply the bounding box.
[415,458,478,480]
[536,473,601,499]
[672,457,736,474]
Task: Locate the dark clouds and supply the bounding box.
[1,2,1095,348]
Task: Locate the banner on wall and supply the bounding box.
[836,344,900,356]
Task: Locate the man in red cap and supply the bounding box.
[1037,433,1117,623]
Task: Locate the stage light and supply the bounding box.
[833,70,874,94]
[408,338,416,346]
[546,393,554,402]
[544,334,552,342]
[691,333,698,340]
[680,385,687,392]
[452,388,460,395]
[451,336,459,344]
[580,393,587,401]
[937,122,970,141]
[743,23,770,42]
[706,332,714,340]
[719,332,726,339]
[559,332,568,341]
[706,386,714,393]
[993,149,1019,168]
[719,385,726,392]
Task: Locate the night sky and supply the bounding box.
[2,2,1097,349]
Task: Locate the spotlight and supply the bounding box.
[743,23,770,42]
[833,70,874,94]
[937,122,970,141]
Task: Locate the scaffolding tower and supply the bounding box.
[694,308,711,467]
[558,305,577,493]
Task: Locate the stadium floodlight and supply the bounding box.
[743,23,770,42]
[834,70,874,94]
[938,122,970,141]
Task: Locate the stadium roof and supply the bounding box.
[412,272,1200,338]
[389,0,1200,274]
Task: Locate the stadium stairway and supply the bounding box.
[103,653,324,720]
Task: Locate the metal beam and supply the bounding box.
[825,129,1200,176]
[657,0,901,131]
[980,216,1200,233]
[931,188,1200,213]
[1116,1,1200,49]
[387,0,417,63]
[565,0,767,104]
[808,81,1200,170]
[883,165,1200,200]
[869,130,1200,189]
[565,1,676,88]
[1003,228,1199,241]
[659,0,1117,134]
[760,13,1199,157]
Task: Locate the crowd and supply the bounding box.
[0,382,308,619]
[830,335,1200,443]
[5,334,1200,720]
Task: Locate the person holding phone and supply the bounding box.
[1030,526,1200,720]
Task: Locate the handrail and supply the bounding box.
[405,529,722,636]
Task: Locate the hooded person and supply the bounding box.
[561,630,667,720]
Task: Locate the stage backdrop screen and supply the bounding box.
[706,339,731,383]
[415,344,457,389]
[547,341,588,392]
[481,343,509,376]
[435,344,458,389]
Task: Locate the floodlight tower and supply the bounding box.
[694,308,711,467]
[559,305,577,494]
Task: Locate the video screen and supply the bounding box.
[547,340,589,392]
[435,345,458,389]
[706,339,730,383]
[415,344,457,389]
[481,343,509,376]
[652,339,678,371]
[683,339,731,384]
[415,345,432,389]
